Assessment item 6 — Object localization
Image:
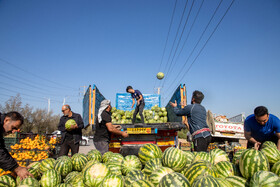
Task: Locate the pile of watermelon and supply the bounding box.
[111,105,168,124]
[1,142,280,186]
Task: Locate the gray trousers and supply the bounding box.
[132,102,145,124]
[94,141,109,155]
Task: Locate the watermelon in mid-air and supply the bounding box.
[156,72,164,80]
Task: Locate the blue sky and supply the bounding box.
[0,0,279,118]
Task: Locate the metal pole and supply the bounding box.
[48,98,50,114]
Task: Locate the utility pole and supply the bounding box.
[47,98,50,114]
[154,87,161,95]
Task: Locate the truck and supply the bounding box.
[83,84,186,156]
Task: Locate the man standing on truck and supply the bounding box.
[58,105,84,156]
[126,86,145,124]
[94,100,128,154]
[170,90,211,152]
[0,112,33,179]
[244,106,280,150]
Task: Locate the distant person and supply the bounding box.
[58,105,84,156]
[244,106,280,150]
[126,86,145,124]
[170,90,211,152]
[94,100,128,154]
[0,112,33,179]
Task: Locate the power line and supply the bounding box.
[157,0,178,73]
[165,0,224,92]
[161,0,196,88]
[0,58,76,90]
[154,0,178,90]
[162,0,189,74]
[166,0,235,98]
[163,0,205,85]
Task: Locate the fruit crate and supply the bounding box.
[4,132,19,151]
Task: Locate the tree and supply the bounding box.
[1,94,60,134]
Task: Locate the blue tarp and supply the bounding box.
[116,93,161,111]
[82,86,91,127]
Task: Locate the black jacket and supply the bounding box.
[58,112,84,144]
[0,113,19,171]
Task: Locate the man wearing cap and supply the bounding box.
[94,100,129,154]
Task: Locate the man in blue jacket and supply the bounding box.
[170,90,211,152]
[244,106,280,150]
[126,86,145,124]
[58,105,84,156]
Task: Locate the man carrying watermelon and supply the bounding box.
[170,90,211,152]
[94,100,128,154]
[58,105,84,156]
[0,112,33,179]
[244,106,280,150]
[126,86,145,124]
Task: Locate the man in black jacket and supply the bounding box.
[58,105,84,156]
[0,112,33,179]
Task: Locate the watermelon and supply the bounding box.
[250,170,280,186]
[138,143,163,165]
[57,156,71,161]
[83,163,110,187]
[65,119,76,131]
[182,151,194,165]
[121,155,142,176]
[271,160,280,177]
[71,153,88,172]
[158,172,190,187]
[182,161,218,185]
[162,147,188,172]
[86,150,102,162]
[82,160,100,173]
[64,171,80,183]
[130,179,154,187]
[71,173,85,187]
[106,162,122,176]
[226,176,248,187]
[40,158,55,174]
[232,163,241,176]
[150,167,174,186]
[54,158,73,177]
[192,175,223,187]
[239,148,269,179]
[262,141,277,149]
[19,177,39,187]
[102,174,124,187]
[107,153,124,166]
[156,72,164,80]
[232,149,247,165]
[56,184,71,187]
[216,178,233,187]
[40,169,61,187]
[124,170,148,186]
[143,158,162,176]
[192,152,212,163]
[0,175,16,187]
[27,162,41,170]
[27,167,41,179]
[102,151,114,163]
[261,146,280,164]
[215,161,234,178]
[210,148,229,164]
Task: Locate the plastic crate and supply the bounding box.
[4,132,19,150]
